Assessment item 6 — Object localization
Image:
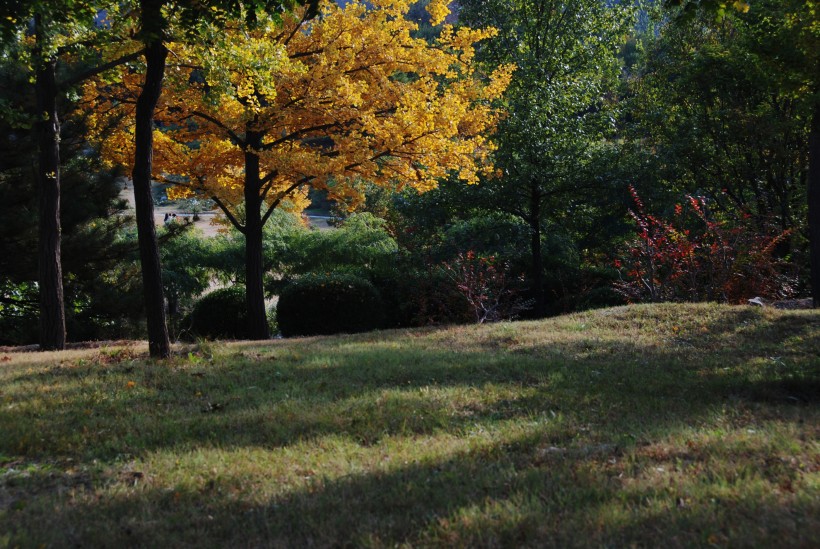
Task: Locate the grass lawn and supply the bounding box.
[0,303,818,547]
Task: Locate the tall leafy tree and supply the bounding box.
[124,0,316,356]
[458,0,634,315]
[0,1,141,349]
[88,0,511,338]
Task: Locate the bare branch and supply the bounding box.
[211,195,246,234]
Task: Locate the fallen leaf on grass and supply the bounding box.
[201,402,225,413]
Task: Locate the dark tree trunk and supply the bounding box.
[133,8,171,358]
[529,182,545,317]
[34,15,66,350]
[244,130,269,340]
[809,99,820,307]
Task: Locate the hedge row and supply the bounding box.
[188,271,471,339]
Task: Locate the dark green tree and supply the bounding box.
[0,53,140,345]
[0,1,144,349]
[458,0,634,315]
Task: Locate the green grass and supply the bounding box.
[0,303,818,547]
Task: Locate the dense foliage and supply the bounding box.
[189,286,253,340]
[277,272,384,336]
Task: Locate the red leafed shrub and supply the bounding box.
[614,187,796,303]
[443,251,531,323]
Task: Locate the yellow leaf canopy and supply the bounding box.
[85,0,512,216]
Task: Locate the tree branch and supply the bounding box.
[283,8,314,47]
[259,171,280,202]
[61,48,145,88]
[261,178,309,225]
[260,169,279,189]
[260,122,341,151]
[186,111,245,146]
[211,195,245,234]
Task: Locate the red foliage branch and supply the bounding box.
[443,251,531,323]
[614,187,796,303]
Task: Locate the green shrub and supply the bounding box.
[190,287,250,340]
[277,273,384,336]
[436,213,531,267]
[283,213,399,278]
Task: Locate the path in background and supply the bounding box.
[119,180,223,237]
[119,181,332,235]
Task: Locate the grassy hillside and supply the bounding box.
[1,303,818,547]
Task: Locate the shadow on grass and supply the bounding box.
[5,429,817,548]
[1,307,818,461]
[1,306,818,546]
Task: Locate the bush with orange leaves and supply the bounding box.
[614,187,797,303]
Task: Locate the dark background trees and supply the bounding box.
[622,0,816,300]
[0,54,142,345]
[0,0,139,349]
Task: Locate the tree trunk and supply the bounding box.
[34,15,66,350]
[529,182,545,317]
[244,130,270,340]
[809,98,820,307]
[133,17,171,358]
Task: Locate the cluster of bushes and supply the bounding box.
[178,209,520,338]
[179,206,628,339]
[5,171,795,344]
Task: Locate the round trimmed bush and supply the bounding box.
[277,273,384,336]
[190,286,249,339]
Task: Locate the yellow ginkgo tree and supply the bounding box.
[85,0,512,338]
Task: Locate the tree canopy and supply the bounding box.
[87,0,511,217]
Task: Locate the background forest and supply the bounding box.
[0,0,816,347]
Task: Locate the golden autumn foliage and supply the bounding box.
[83,0,512,224]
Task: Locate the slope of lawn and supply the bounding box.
[0,303,818,547]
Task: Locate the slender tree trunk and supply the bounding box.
[529,182,545,317]
[133,13,171,358]
[34,15,66,350]
[244,130,269,340]
[809,99,820,307]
